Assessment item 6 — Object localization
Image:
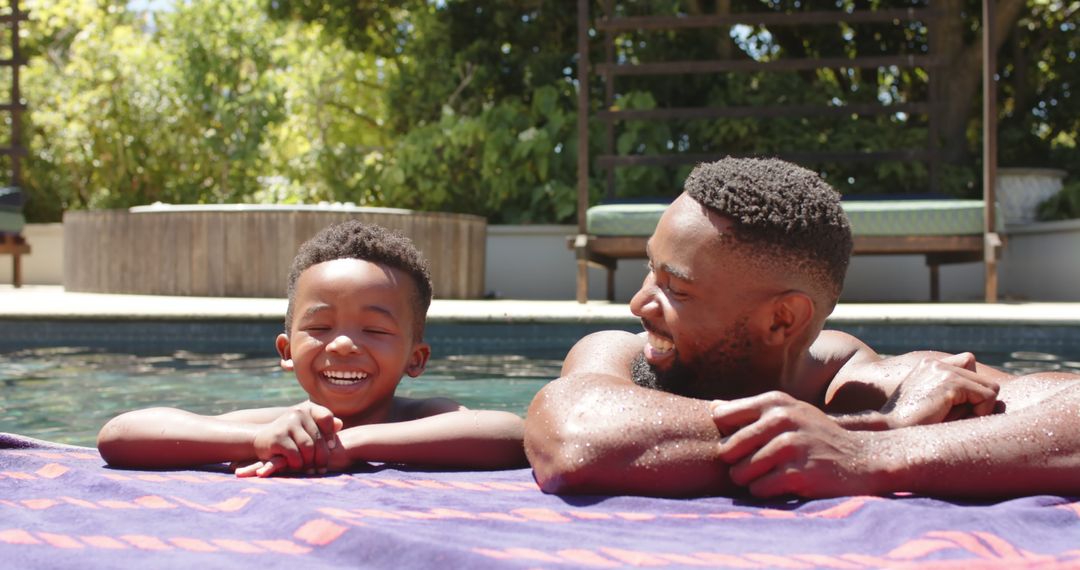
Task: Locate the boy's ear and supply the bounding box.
[760,291,815,347]
[275,333,294,371]
[405,341,431,378]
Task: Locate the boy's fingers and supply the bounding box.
[290,423,317,465]
[311,410,339,448]
[257,456,287,478]
[234,462,262,478]
[312,436,330,469]
[274,439,303,470]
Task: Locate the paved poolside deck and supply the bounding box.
[3,285,1080,325]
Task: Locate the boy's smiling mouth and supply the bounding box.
[321,370,369,386]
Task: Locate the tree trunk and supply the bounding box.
[932,0,1026,165]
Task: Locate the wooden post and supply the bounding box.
[982,0,999,302]
[576,0,591,303]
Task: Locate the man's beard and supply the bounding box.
[631,319,756,400]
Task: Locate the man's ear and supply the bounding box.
[275,333,294,371]
[761,291,815,347]
[405,341,432,378]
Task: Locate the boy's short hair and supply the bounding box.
[285,220,433,339]
[684,157,853,305]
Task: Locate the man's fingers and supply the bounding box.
[727,437,795,489]
[717,417,786,466]
[965,382,1000,416]
[745,469,792,499]
[939,352,977,372]
[711,395,778,435]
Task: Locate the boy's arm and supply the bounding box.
[97,407,274,468]
[97,404,336,469]
[335,408,526,469]
[524,331,733,497]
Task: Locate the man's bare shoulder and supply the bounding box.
[809,330,877,365]
[561,330,645,381]
[807,330,881,409]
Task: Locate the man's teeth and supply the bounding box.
[648,333,674,353]
[323,371,368,385]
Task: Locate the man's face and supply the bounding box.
[277,258,430,423]
[629,193,777,400]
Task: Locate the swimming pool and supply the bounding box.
[3,341,1078,448]
[0,347,560,447]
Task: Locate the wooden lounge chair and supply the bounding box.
[0,232,30,288]
[0,4,29,287]
[575,197,1002,302]
[570,0,1002,303]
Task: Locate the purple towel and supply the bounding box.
[3,432,1080,569]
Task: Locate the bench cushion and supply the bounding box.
[587,199,995,237]
[0,211,25,234]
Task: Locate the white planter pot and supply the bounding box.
[996,167,1067,225]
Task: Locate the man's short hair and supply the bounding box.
[684,157,853,302]
[285,220,433,339]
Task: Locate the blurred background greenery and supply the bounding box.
[16,0,1080,223]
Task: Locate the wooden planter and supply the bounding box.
[63,205,486,299]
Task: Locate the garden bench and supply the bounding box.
[570,0,1002,303]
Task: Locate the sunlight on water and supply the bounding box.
[0,348,560,447]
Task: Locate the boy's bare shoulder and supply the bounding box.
[391,396,465,421]
[213,406,297,423]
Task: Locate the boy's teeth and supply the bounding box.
[648,333,674,352]
[323,371,368,385]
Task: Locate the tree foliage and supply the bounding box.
[18,0,1080,223]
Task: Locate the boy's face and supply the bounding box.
[276,258,430,422]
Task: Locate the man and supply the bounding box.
[524,157,1080,498]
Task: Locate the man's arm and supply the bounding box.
[524,331,732,497]
[714,375,1080,498]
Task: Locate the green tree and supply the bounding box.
[21,0,1078,223]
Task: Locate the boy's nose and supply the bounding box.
[326,334,360,354]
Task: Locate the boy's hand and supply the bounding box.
[881,353,1000,428]
[236,431,349,478]
[250,403,342,474]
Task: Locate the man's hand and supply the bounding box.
[712,392,883,498]
[245,403,341,477]
[881,352,1000,428]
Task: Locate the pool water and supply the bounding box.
[2,347,1078,448]
[0,347,560,447]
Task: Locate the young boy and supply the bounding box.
[98,221,526,476]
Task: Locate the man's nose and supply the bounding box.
[629,274,657,317]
